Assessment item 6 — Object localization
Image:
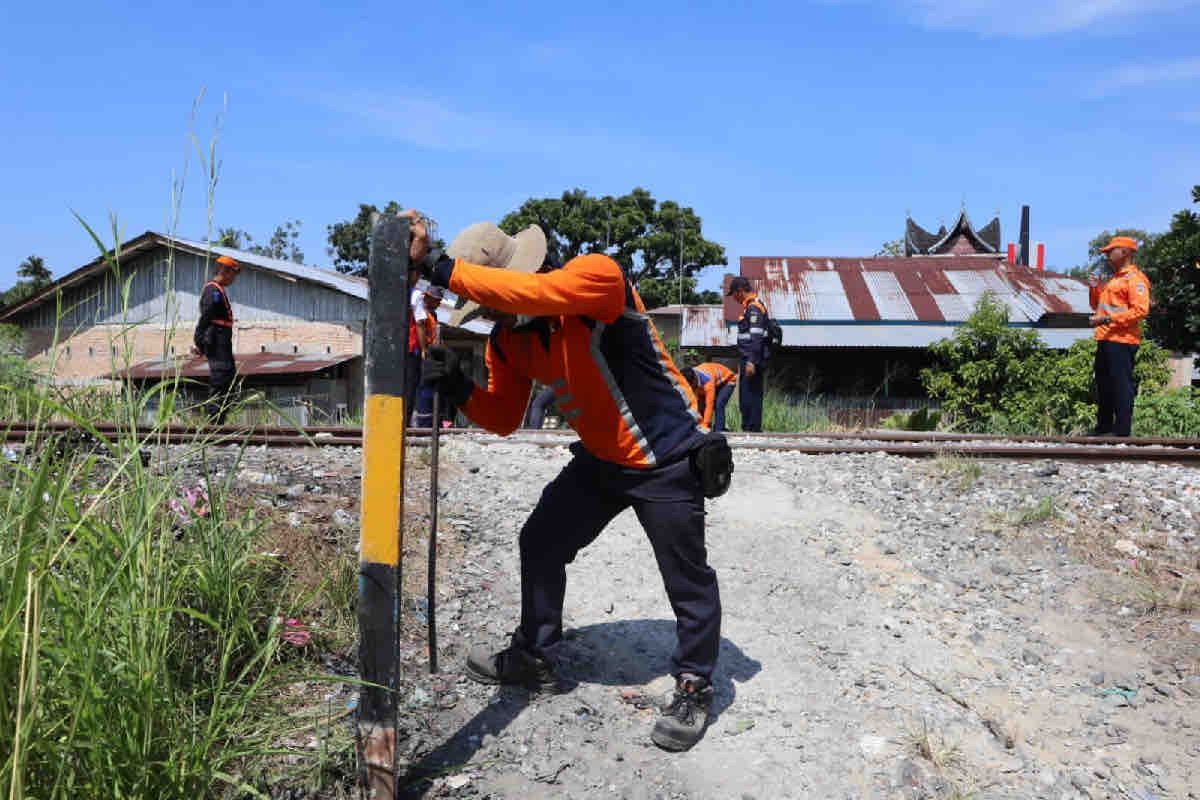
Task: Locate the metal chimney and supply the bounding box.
[1018,205,1030,267]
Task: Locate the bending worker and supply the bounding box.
[726,276,769,432]
[192,254,240,423]
[411,212,729,752]
[1088,235,1151,437]
[683,362,737,432]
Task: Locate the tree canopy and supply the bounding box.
[326,201,402,274]
[875,239,905,257]
[2,255,53,308]
[216,221,305,263]
[1140,186,1200,352]
[499,188,726,285]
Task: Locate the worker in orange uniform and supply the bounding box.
[1088,235,1151,437]
[411,213,731,752]
[192,254,240,423]
[683,362,737,432]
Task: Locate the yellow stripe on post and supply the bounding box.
[360,393,406,565]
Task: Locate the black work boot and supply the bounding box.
[651,673,714,751]
[465,633,560,692]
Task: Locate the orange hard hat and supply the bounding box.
[1100,235,1139,253]
[215,255,241,271]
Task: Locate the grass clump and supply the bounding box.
[905,718,962,771]
[725,387,832,432]
[933,455,983,489]
[1013,496,1059,526]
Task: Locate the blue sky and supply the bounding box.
[3,0,1199,294]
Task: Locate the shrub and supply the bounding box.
[1132,388,1200,437]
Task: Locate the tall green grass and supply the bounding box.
[724,386,833,432]
[1,95,353,798]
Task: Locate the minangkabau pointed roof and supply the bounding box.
[905,210,1000,256]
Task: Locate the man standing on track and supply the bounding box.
[411,212,730,752]
[193,254,240,423]
[727,276,769,432]
[1088,235,1151,437]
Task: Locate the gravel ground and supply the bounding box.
[178,438,1200,799]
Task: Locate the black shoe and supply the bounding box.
[1088,428,1113,437]
[651,674,713,751]
[465,635,560,692]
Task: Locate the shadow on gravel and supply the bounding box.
[401,618,760,798]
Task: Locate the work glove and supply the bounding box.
[421,346,474,407]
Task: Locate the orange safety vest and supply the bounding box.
[203,281,235,327]
[1089,265,1150,345]
[449,253,702,468]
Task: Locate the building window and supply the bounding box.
[169,346,175,355]
[326,346,331,354]
[64,346,70,358]
[292,345,298,354]
[111,345,117,356]
[260,345,267,353]
[88,346,95,358]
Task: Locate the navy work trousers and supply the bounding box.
[405,350,422,428]
[738,363,765,432]
[1094,340,1139,437]
[518,445,722,680]
[204,361,236,424]
[711,383,735,433]
[525,386,556,429]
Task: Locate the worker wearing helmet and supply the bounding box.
[411,211,727,752]
[193,254,241,423]
[1088,235,1151,437]
[683,362,737,432]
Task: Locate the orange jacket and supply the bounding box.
[1089,265,1151,345]
[448,254,703,468]
[692,363,736,428]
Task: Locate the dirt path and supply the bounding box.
[397,440,1198,799]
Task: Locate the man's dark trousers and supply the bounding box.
[712,383,735,433]
[738,364,764,432]
[518,444,721,680]
[1094,340,1139,437]
[404,350,422,428]
[203,330,236,423]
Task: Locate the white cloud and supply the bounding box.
[313,88,639,158]
[1089,57,1200,96]
[883,0,1197,36]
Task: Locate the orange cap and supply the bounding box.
[1100,236,1138,253]
[215,255,241,271]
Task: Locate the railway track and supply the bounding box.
[4,420,1199,463]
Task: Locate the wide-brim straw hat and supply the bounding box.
[446,222,547,327]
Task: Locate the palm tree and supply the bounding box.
[17,255,52,288]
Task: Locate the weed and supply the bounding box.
[905,718,962,772]
[1014,496,1059,526]
[933,455,983,489]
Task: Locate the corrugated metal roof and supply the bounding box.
[680,306,730,347]
[116,351,359,380]
[729,256,1090,325]
[172,236,369,299]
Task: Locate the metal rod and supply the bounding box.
[356,214,409,800]
[427,391,440,674]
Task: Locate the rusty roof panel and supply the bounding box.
[680,306,730,347]
[117,351,359,381]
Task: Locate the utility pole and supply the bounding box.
[357,214,409,799]
[678,227,684,306]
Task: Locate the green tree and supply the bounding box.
[326,201,402,273]
[249,219,304,263]
[216,227,253,249]
[875,239,905,257]
[2,255,53,307]
[635,275,721,309]
[500,188,726,284]
[1139,186,1200,353]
